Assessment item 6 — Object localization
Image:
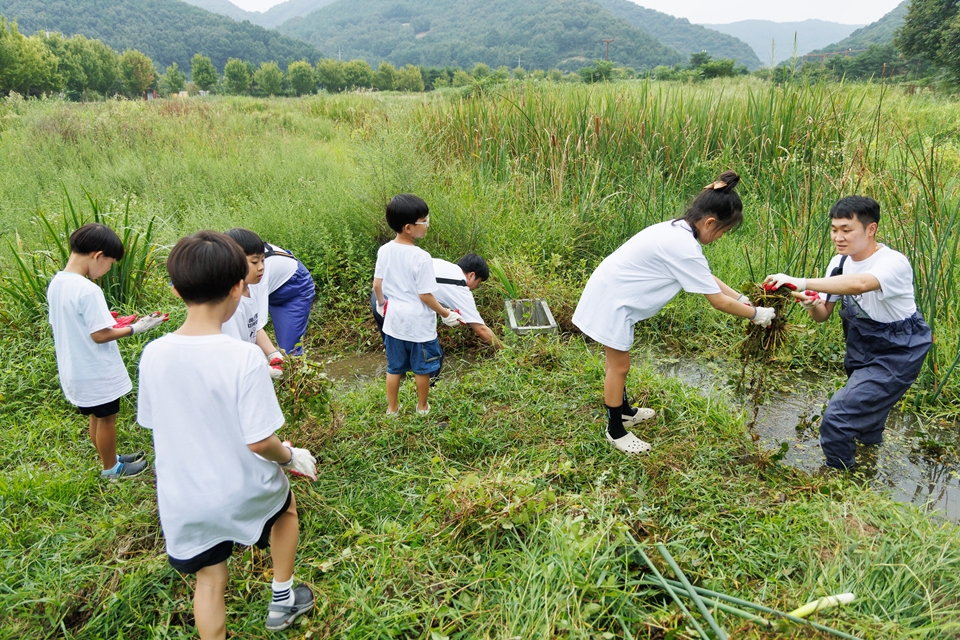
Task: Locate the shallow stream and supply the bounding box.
[324,350,960,522]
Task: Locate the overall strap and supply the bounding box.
[830,254,848,277]
[263,244,295,260]
[436,277,467,287]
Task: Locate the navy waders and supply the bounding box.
[819,259,932,469]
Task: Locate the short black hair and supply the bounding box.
[224,228,266,256]
[69,223,124,260]
[830,196,880,227]
[386,194,429,233]
[167,231,248,304]
[458,252,489,281]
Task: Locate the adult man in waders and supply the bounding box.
[764,196,932,470]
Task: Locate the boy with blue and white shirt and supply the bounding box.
[373,194,463,416]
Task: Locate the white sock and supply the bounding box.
[271,576,295,607]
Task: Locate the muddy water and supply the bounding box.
[323,350,960,522]
[658,357,960,522]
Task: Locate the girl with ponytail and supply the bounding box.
[572,171,775,454]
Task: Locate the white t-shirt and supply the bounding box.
[433,258,484,325]
[258,244,300,321]
[47,272,133,407]
[821,245,917,323]
[222,282,267,344]
[573,220,721,351]
[137,333,288,559]
[374,241,438,342]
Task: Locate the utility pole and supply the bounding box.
[338,45,342,62]
[602,39,614,61]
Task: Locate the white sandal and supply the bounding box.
[606,430,652,455]
[622,408,656,427]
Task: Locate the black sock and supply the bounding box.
[606,404,627,439]
[621,388,637,417]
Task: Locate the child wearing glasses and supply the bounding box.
[372,194,463,416]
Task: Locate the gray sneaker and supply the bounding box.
[101,459,149,481]
[265,584,315,631]
[118,450,146,464]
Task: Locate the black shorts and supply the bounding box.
[168,490,292,575]
[77,397,122,418]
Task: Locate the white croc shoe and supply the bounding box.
[606,431,652,455]
[622,408,656,428]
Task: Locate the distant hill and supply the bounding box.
[180,0,258,23]
[0,0,320,71]
[275,0,685,72]
[701,19,863,65]
[810,1,909,54]
[593,0,761,69]
[182,0,338,28]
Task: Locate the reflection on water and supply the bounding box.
[657,357,960,522]
[323,351,476,387]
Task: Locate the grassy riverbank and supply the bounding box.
[2,81,960,637]
[3,336,960,638]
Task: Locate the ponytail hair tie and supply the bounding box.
[704,181,728,190]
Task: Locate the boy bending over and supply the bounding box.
[138,231,318,637]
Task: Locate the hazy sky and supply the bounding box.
[229,0,903,25]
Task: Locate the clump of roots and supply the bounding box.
[738,283,796,429]
[741,283,794,361]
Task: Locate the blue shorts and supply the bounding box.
[384,335,443,376]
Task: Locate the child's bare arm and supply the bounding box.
[255,329,279,357]
[247,434,292,463]
[373,278,385,306]
[418,293,451,318]
[90,327,133,343]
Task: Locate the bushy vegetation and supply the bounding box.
[277,0,684,73]
[1,81,960,637]
[0,0,319,72]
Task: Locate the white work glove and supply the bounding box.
[281,442,317,481]
[750,306,776,328]
[441,310,464,327]
[763,273,806,292]
[375,299,387,316]
[266,350,284,365]
[268,365,284,381]
[130,312,168,334]
[736,294,752,306]
[794,290,824,310]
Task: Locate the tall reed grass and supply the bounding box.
[415,79,960,406]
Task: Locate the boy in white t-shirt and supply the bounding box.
[138,231,318,636]
[573,172,776,455]
[372,194,463,416]
[223,229,284,380]
[372,252,501,351]
[765,196,932,470]
[47,223,167,480]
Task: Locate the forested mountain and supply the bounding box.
[182,0,338,28]
[275,0,684,72]
[593,0,761,69]
[701,19,862,65]
[810,1,909,54]
[179,0,258,23]
[0,0,320,72]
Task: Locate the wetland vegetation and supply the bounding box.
[2,78,960,637]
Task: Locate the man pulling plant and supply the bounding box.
[764,196,932,471]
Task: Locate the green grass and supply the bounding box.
[2,83,960,637]
[2,335,960,637]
